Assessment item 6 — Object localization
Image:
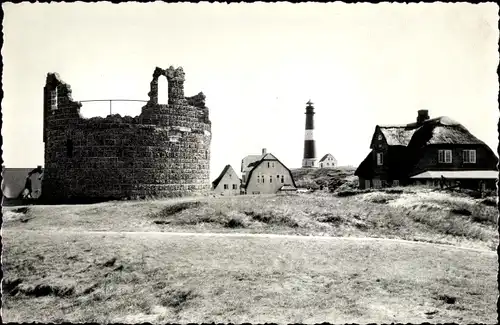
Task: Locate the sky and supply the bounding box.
[2,2,499,182]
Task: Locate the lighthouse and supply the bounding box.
[302,100,317,168]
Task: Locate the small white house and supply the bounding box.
[319,153,337,168]
[212,165,241,195]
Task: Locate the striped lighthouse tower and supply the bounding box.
[302,100,317,168]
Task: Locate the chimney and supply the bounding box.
[417,110,430,124]
[262,148,267,155]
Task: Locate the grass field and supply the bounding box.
[2,187,498,323]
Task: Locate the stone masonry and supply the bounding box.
[42,66,212,202]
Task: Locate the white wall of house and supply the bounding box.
[213,168,241,195]
[319,155,337,168]
[245,159,294,194]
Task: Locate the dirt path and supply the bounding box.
[8,229,495,254]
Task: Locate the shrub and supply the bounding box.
[481,197,497,207]
[450,208,472,216]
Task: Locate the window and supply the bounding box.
[269,176,272,183]
[268,162,270,168]
[257,177,260,183]
[281,176,284,183]
[463,150,476,163]
[272,162,275,168]
[378,135,383,140]
[50,88,58,110]
[376,152,383,165]
[224,184,228,190]
[373,179,382,189]
[393,180,399,187]
[261,176,265,183]
[232,184,238,190]
[326,163,329,166]
[438,150,452,163]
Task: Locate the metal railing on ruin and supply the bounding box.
[78,99,149,116]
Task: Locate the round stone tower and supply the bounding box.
[41,66,211,203]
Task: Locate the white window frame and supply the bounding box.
[224,184,228,190]
[232,184,238,190]
[462,149,476,164]
[438,150,452,163]
[376,152,383,166]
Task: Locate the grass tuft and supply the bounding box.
[158,288,198,309]
[18,282,75,297]
[154,201,206,218]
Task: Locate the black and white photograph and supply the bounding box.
[1,2,498,323]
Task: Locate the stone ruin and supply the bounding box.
[41,66,211,202]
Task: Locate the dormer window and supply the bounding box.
[463,150,476,164]
[438,150,452,163]
[378,135,383,140]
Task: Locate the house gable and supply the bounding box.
[243,154,297,193]
[212,165,241,193]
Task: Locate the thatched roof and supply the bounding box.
[379,127,418,146]
[425,125,484,145]
[378,116,485,147]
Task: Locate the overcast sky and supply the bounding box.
[2,2,499,181]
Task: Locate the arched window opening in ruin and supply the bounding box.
[157,75,169,104]
[66,139,74,158]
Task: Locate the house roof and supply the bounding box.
[2,168,43,199]
[241,155,262,172]
[242,153,297,189]
[424,125,485,145]
[376,116,487,147]
[411,170,498,180]
[319,154,335,162]
[379,127,419,146]
[212,165,238,188]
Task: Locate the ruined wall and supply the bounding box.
[42,66,212,202]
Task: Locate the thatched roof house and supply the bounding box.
[355,110,498,190]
